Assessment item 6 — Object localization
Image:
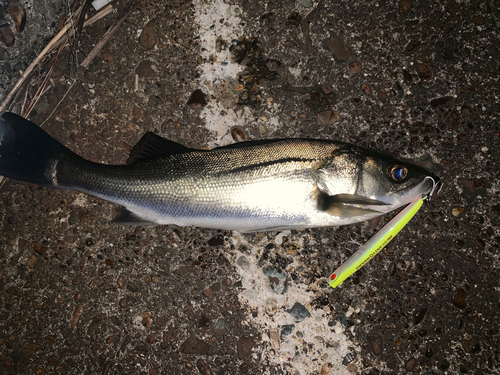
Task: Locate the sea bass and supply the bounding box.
[0,112,440,232]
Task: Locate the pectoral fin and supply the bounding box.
[317,193,389,217]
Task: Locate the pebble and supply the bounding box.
[26,254,38,269]
[367,334,383,355]
[399,0,414,13]
[349,61,362,74]
[101,52,113,63]
[452,288,467,308]
[405,357,417,371]
[265,298,278,316]
[361,84,372,95]
[414,307,427,325]
[269,330,280,350]
[317,111,340,125]
[259,124,267,135]
[280,324,295,338]
[0,25,15,47]
[296,0,313,8]
[197,359,213,375]
[181,336,214,355]
[187,89,208,111]
[262,266,288,294]
[139,19,156,49]
[322,82,334,94]
[462,338,481,353]
[237,336,254,359]
[231,126,247,142]
[323,33,351,62]
[286,302,310,323]
[236,256,250,270]
[417,63,432,81]
[9,5,26,32]
[213,318,227,336]
[71,305,82,329]
[451,206,464,217]
[132,106,144,123]
[135,60,157,78]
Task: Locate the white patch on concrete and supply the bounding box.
[194,0,246,147]
[230,232,358,375]
[72,193,89,207]
[194,2,359,373]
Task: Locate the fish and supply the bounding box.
[0,112,441,232]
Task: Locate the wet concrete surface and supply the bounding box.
[1,0,499,374]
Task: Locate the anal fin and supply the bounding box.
[112,206,156,225]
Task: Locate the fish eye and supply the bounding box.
[388,164,408,181]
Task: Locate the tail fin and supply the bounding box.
[0,112,79,187]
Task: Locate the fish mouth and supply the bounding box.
[364,175,442,215]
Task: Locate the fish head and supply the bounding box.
[316,145,441,216]
[355,149,441,211]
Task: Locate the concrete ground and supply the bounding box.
[0,0,499,374]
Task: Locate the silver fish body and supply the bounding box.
[0,113,440,232]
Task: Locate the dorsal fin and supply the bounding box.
[127,132,194,164]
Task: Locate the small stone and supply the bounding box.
[197,359,213,375]
[140,312,152,328]
[452,288,467,308]
[405,357,417,371]
[346,364,358,373]
[0,25,15,47]
[280,324,295,338]
[207,235,225,246]
[26,254,38,269]
[286,302,310,323]
[231,126,247,142]
[265,298,278,316]
[237,336,254,359]
[414,307,427,325]
[71,305,82,328]
[349,61,362,74]
[135,60,157,77]
[203,288,214,298]
[187,89,207,111]
[263,266,288,294]
[101,51,113,63]
[9,5,26,33]
[236,256,250,270]
[132,106,144,123]
[173,266,191,276]
[399,0,414,13]
[322,82,334,94]
[213,318,227,336]
[139,19,156,49]
[317,110,340,125]
[127,281,138,292]
[361,84,372,95]
[116,275,127,288]
[451,207,464,217]
[367,334,383,355]
[269,330,280,350]
[462,338,481,353]
[181,336,212,355]
[259,124,267,134]
[296,0,313,8]
[417,63,432,81]
[323,33,351,62]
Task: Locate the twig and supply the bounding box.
[80,0,136,69]
[0,3,114,113]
